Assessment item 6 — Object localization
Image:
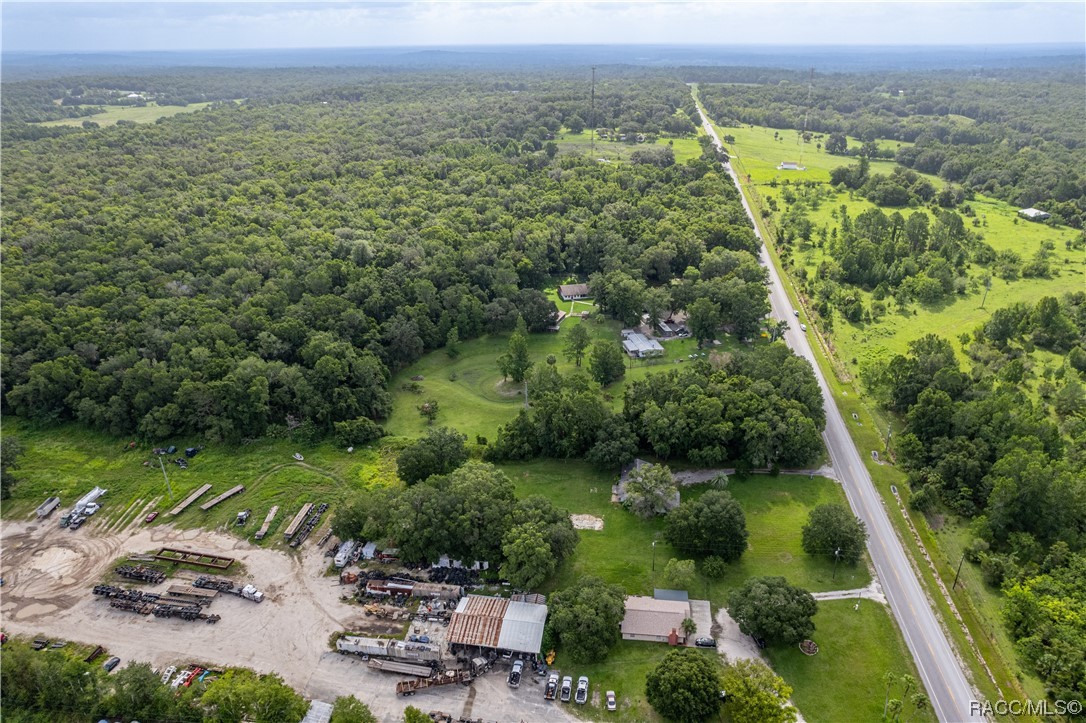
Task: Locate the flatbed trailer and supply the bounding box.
[199,485,245,512]
[283,503,312,538]
[396,670,472,696]
[368,659,436,677]
[254,505,279,540]
[169,484,212,516]
[165,585,218,605]
[153,547,235,570]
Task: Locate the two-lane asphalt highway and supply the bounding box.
[696,103,984,723]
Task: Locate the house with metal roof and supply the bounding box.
[558,283,591,301]
[621,331,664,358]
[1018,207,1051,222]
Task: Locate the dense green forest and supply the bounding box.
[2,73,756,444]
[864,319,1086,703]
[697,68,1086,226]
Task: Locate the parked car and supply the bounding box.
[103,656,121,672]
[694,637,716,648]
[507,660,523,688]
[560,675,572,702]
[575,676,589,704]
[606,690,617,711]
[145,511,159,523]
[544,672,559,700]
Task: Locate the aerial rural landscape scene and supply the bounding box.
[1,3,1084,722]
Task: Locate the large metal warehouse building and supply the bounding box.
[446,594,548,658]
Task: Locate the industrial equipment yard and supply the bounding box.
[0,516,575,722]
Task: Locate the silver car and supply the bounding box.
[560,675,572,702]
[575,675,589,705]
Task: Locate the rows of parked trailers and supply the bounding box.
[92,585,221,624]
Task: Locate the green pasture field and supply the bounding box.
[554,129,704,164]
[714,121,907,185]
[779,192,1084,372]
[2,419,399,546]
[38,102,220,127]
[766,599,937,723]
[721,117,1084,377]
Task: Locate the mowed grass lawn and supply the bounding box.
[505,460,891,723]
[767,599,936,723]
[385,300,756,441]
[504,460,870,602]
[38,102,222,127]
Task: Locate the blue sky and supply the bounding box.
[3,1,1083,52]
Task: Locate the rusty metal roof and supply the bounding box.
[447,595,509,648]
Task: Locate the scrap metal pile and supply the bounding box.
[114,564,167,584]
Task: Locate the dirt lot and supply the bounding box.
[0,515,574,723]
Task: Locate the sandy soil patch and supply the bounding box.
[570,514,604,530]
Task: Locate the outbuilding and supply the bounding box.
[446,594,548,658]
[1018,207,1051,222]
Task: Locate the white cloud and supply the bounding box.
[2,1,1083,51]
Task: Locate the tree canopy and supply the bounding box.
[665,489,749,562]
[800,503,867,566]
[720,659,797,723]
[546,576,627,663]
[395,426,469,484]
[1,72,722,445]
[622,462,678,519]
[645,648,725,723]
[728,576,818,646]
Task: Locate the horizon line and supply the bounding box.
[6,41,1084,55]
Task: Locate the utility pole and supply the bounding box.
[832,547,841,581]
[158,455,174,500]
[952,552,967,589]
[590,66,596,153]
[798,67,814,168]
